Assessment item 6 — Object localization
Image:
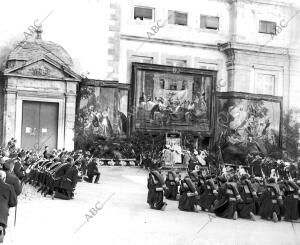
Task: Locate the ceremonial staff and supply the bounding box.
[288,172,293,181]
[8,156,24,228]
[276,169,280,182]
[260,167,267,185]
[14,205,17,227]
[15,178,26,227]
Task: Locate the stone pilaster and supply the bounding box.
[64,94,76,151]
[288,51,300,112]
[107,2,121,81]
[64,82,77,151]
[2,89,17,145]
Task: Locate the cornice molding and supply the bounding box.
[120,34,219,50]
[218,42,289,56]
[232,0,292,8]
[3,73,80,82]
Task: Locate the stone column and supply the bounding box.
[3,88,17,146]
[64,82,77,151]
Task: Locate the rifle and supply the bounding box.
[86,154,95,167]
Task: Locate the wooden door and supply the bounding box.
[21,101,40,151]
[21,101,58,151]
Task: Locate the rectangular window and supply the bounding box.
[168,10,188,26]
[166,59,187,67]
[256,74,275,95]
[259,20,276,34]
[131,55,153,64]
[196,62,218,70]
[200,15,219,30]
[134,6,153,20]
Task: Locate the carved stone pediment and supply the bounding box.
[16,60,72,78]
[4,58,80,80]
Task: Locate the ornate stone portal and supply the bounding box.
[0,30,80,151]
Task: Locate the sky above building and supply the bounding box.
[0,0,298,79]
[0,0,110,78]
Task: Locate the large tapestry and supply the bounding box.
[215,92,282,163]
[133,69,214,132]
[76,85,129,141]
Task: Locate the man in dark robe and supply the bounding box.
[37,156,60,195]
[250,176,265,215]
[199,175,218,212]
[24,159,44,185]
[53,158,79,200]
[178,176,200,212]
[2,160,22,196]
[188,170,203,208]
[213,176,242,220]
[147,171,167,210]
[0,171,17,243]
[84,159,100,184]
[13,153,25,181]
[282,180,299,221]
[40,158,61,197]
[259,178,283,222]
[164,171,179,200]
[236,175,257,220]
[80,154,88,176]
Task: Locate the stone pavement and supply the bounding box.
[4,167,300,245]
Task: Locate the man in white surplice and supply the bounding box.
[162,145,172,165]
[171,144,182,164]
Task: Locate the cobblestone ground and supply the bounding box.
[4,167,300,245]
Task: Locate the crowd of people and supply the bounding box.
[147,156,300,223]
[0,139,103,242]
[0,136,300,242]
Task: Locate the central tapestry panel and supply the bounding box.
[133,66,215,133]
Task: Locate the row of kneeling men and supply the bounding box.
[147,170,300,222]
[24,156,80,200]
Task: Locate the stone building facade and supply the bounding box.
[97,0,299,154]
[0,0,299,154]
[107,0,300,111]
[0,29,80,151]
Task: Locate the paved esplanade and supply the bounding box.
[5,167,300,245]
